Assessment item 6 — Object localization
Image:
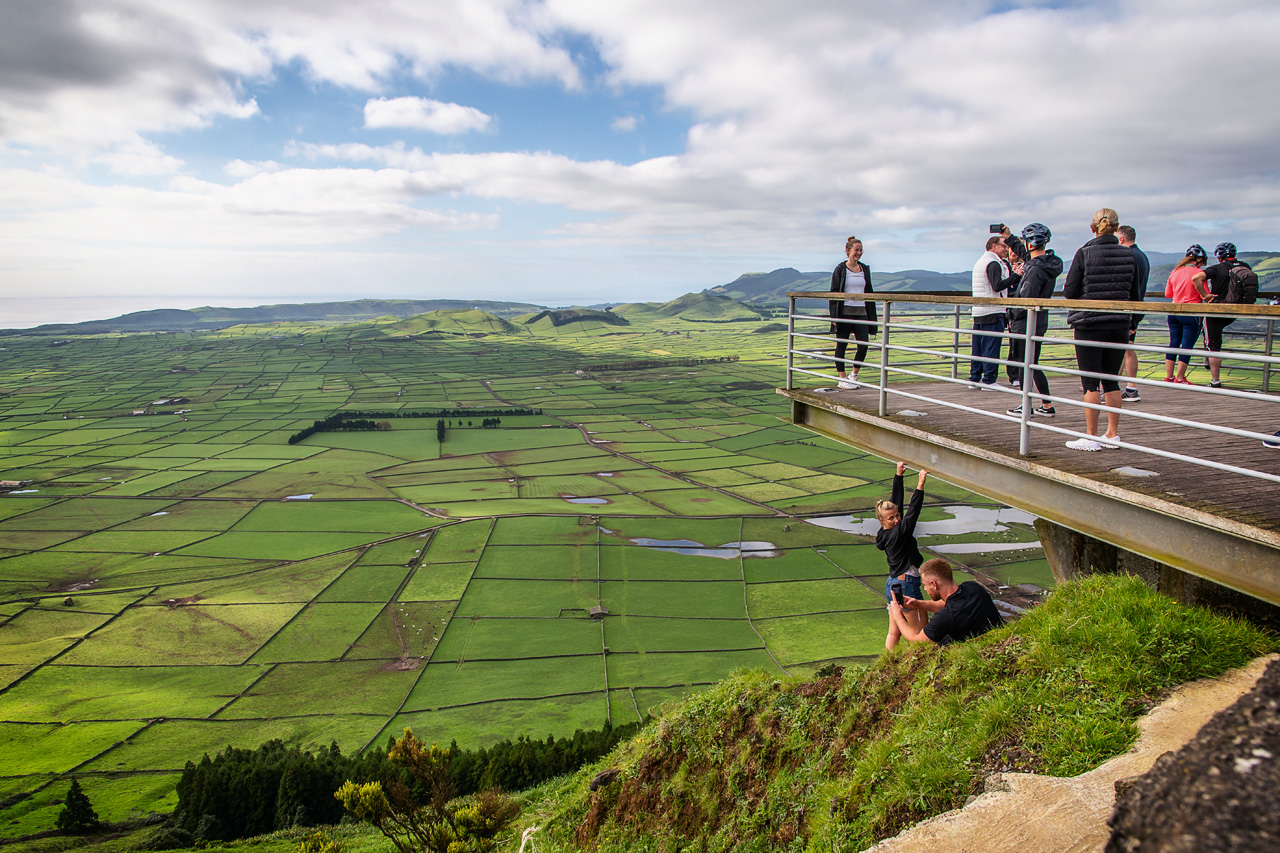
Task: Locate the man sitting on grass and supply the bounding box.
[887,557,1004,645]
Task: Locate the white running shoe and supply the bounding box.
[1097,436,1122,449]
[837,377,858,390]
[1065,437,1103,452]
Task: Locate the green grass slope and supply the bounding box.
[521,575,1275,853]
[387,308,522,336]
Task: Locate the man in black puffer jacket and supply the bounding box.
[1002,223,1063,419]
[1062,208,1145,451]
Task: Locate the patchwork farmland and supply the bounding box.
[0,309,1048,834]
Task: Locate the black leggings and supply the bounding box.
[1007,337,1050,397]
[1073,327,1127,393]
[1203,316,1236,353]
[833,312,870,372]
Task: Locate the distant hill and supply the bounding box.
[708,267,971,304]
[3,298,545,336]
[615,291,767,322]
[387,308,521,336]
[520,308,630,329]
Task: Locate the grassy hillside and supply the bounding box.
[521,575,1275,852]
[5,299,546,336]
[387,308,522,335]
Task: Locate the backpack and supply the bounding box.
[1224,261,1259,305]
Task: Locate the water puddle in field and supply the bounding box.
[285,494,314,500]
[931,541,1042,554]
[807,505,1038,537]
[150,512,169,517]
[595,472,615,477]
[6,490,39,494]
[627,537,781,559]
[565,497,609,504]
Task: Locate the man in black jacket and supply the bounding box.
[1002,224,1063,419]
[1117,225,1150,401]
[887,558,1004,645]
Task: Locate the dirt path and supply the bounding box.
[863,653,1277,853]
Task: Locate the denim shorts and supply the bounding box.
[884,573,923,603]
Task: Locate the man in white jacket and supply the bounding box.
[968,235,1015,387]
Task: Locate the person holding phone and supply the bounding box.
[888,558,1004,645]
[875,462,928,650]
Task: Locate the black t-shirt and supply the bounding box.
[1204,259,1244,301]
[922,581,1004,645]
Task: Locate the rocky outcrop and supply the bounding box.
[1105,657,1280,852]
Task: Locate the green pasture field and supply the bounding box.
[475,544,593,580]
[598,545,742,582]
[386,692,609,751]
[58,603,303,666]
[0,315,1049,836]
[400,562,476,602]
[431,616,602,662]
[249,602,385,663]
[403,654,606,710]
[0,664,263,721]
[603,615,762,653]
[343,601,453,661]
[215,660,419,719]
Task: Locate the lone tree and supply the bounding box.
[336,728,518,853]
[56,779,100,834]
[435,419,446,444]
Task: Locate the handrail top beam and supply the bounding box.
[786,290,1280,317]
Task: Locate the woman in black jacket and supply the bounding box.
[828,236,879,389]
[1062,208,1144,451]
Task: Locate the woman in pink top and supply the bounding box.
[1163,244,1211,384]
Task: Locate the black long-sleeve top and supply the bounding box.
[875,474,925,577]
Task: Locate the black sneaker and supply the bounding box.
[1121,388,1140,402]
[1033,406,1056,418]
[1208,380,1223,389]
[1006,405,1024,416]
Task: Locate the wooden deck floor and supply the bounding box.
[786,378,1280,534]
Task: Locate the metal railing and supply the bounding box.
[785,291,1280,484]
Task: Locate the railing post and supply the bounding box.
[878,301,891,418]
[951,305,961,380]
[786,295,796,391]
[1265,318,1274,395]
[1018,310,1036,456]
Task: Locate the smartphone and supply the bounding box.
[892,583,904,606]
[989,223,1004,233]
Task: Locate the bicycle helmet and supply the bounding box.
[1020,223,1052,249]
[1185,244,1208,263]
[1215,241,1237,260]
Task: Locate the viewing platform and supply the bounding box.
[778,290,1280,612]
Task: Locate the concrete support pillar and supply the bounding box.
[1034,518,1280,631]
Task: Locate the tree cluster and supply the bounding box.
[170,719,640,844]
[581,355,738,371]
[288,408,537,445]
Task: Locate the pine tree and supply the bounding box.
[56,779,100,834]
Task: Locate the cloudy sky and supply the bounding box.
[2,0,1278,322]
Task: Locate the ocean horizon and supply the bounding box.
[0,296,288,330]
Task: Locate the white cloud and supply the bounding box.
[4,0,1280,306]
[610,114,640,132]
[364,97,493,134]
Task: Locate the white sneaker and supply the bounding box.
[1097,435,1122,449]
[1065,437,1103,452]
[837,377,858,390]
